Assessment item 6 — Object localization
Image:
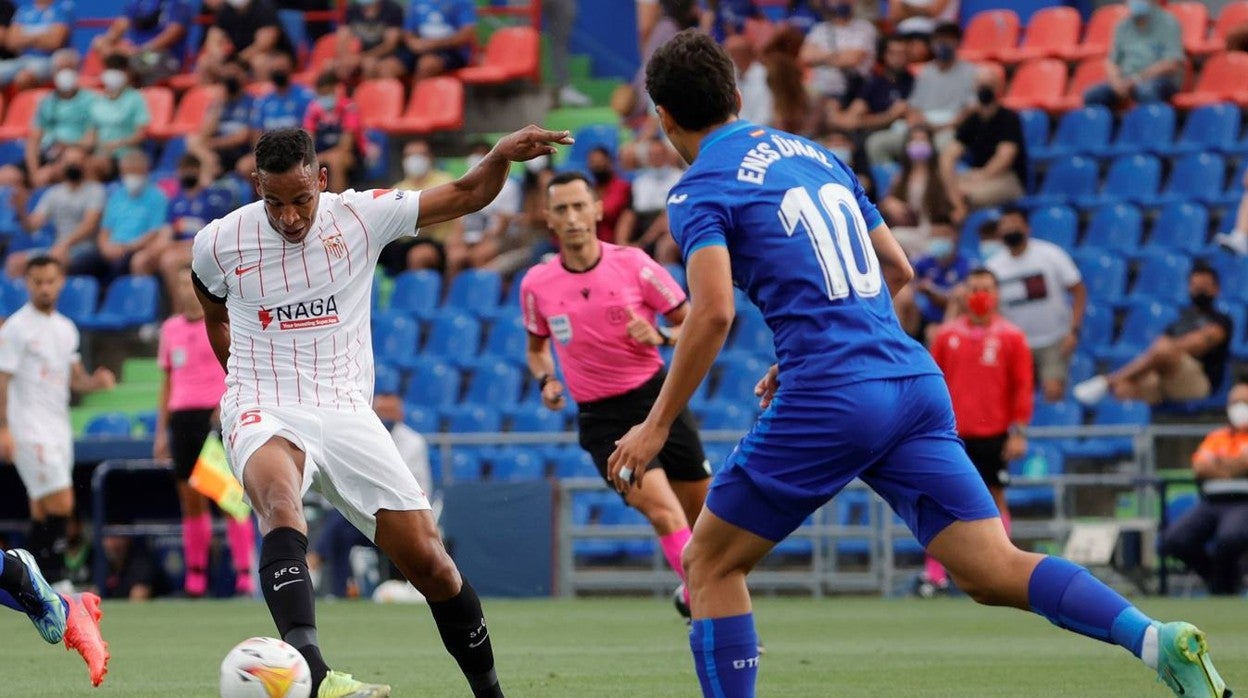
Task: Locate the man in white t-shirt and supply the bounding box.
[191,125,571,698]
[985,205,1087,402]
[801,0,877,123]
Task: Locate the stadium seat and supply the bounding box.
[458,26,541,84]
[1133,250,1195,304]
[1068,351,1097,389]
[1018,110,1049,157]
[443,404,502,433]
[1061,3,1128,60]
[697,401,754,431]
[489,448,545,481]
[56,275,98,324]
[1169,2,1212,54]
[997,7,1081,63]
[1029,399,1083,456]
[1161,103,1242,156]
[1000,59,1067,111]
[1098,103,1175,157]
[1078,303,1114,349]
[1030,106,1112,161]
[403,404,440,433]
[444,268,502,318]
[277,9,309,67]
[133,410,158,436]
[149,85,220,140]
[0,88,48,141]
[1097,299,1180,363]
[1007,442,1065,509]
[449,450,484,482]
[294,34,357,86]
[1028,205,1077,250]
[1156,152,1226,206]
[1016,156,1098,208]
[833,489,873,558]
[388,269,441,320]
[957,206,1001,257]
[662,262,686,290]
[1190,0,1248,55]
[386,76,465,134]
[1079,203,1143,253]
[352,78,405,130]
[1045,57,1108,112]
[1072,252,1127,306]
[1149,202,1210,254]
[1202,253,1248,304]
[1173,51,1248,108]
[563,123,620,173]
[464,360,522,405]
[84,412,133,438]
[510,404,564,433]
[714,354,769,404]
[371,311,419,367]
[422,309,482,363]
[728,302,772,354]
[1068,399,1151,459]
[479,316,528,367]
[871,161,900,195]
[402,356,460,407]
[957,9,1021,62]
[1074,158,1159,209]
[374,363,401,396]
[79,275,160,331]
[571,491,627,559]
[140,87,175,138]
[554,449,597,479]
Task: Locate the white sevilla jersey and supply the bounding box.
[191,188,420,413]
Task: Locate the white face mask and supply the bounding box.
[122,174,146,195]
[403,154,431,179]
[54,68,78,93]
[101,69,128,92]
[465,153,486,170]
[225,0,249,8]
[1229,402,1248,429]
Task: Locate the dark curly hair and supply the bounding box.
[645,29,738,132]
[254,127,317,174]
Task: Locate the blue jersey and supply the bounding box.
[666,120,939,392]
[250,85,313,132]
[168,186,233,241]
[13,0,74,57]
[123,0,194,63]
[404,0,476,62]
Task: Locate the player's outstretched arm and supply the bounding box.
[417,125,573,229]
[868,223,915,298]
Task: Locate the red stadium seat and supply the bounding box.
[149,84,221,139]
[1169,2,1212,55]
[352,78,404,130]
[385,76,464,134]
[1192,0,1248,54]
[1001,58,1067,111]
[1060,4,1128,60]
[80,48,103,89]
[140,86,175,136]
[457,27,540,84]
[1048,57,1108,112]
[958,9,1020,62]
[295,34,358,85]
[997,7,1081,63]
[1173,50,1248,108]
[0,88,48,141]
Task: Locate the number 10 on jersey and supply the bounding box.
[777,183,882,301]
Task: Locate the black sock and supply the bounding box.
[30,517,67,583]
[1,550,47,616]
[428,581,503,698]
[259,528,329,692]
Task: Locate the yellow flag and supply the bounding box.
[188,432,251,522]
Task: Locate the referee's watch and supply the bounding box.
[537,373,553,389]
[657,326,674,346]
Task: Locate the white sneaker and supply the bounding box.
[1213,230,1248,255]
[1073,375,1109,405]
[558,85,592,107]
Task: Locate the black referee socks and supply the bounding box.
[258,527,329,691]
[428,580,504,698]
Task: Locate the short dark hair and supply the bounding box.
[1191,260,1220,285]
[929,214,955,228]
[178,153,202,170]
[968,267,998,284]
[103,52,129,71]
[547,171,597,198]
[315,70,339,90]
[254,128,318,174]
[645,29,737,132]
[932,21,963,42]
[25,255,62,274]
[589,145,613,159]
[998,203,1027,220]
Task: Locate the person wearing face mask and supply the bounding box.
[1084,0,1183,107]
[198,0,293,84]
[26,48,96,188]
[889,0,958,38]
[1159,382,1248,596]
[800,0,877,126]
[391,0,478,82]
[333,0,404,81]
[878,125,953,256]
[939,67,1026,223]
[1074,263,1233,407]
[6,146,107,280]
[907,217,971,332]
[153,153,234,286]
[85,53,151,181]
[90,0,193,86]
[985,205,1087,403]
[78,149,169,283]
[834,34,914,135]
[586,146,635,245]
[302,71,367,195]
[378,139,460,275]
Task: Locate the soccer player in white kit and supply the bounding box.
[191,126,571,698]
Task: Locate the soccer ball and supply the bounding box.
[219,637,312,698]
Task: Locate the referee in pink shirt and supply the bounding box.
[521,171,709,618]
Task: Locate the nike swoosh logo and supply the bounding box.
[468,631,489,648]
[235,264,260,276]
[272,579,304,591]
[667,194,688,205]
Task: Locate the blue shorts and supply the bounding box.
[706,374,1000,546]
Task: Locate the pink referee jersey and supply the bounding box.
[521,243,687,403]
[158,315,227,411]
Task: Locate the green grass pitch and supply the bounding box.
[3,596,1246,696]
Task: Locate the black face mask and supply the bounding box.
[64,164,84,182]
[132,10,161,32]
[1001,230,1026,248]
[831,4,852,19]
[271,71,290,89]
[592,169,613,185]
[179,173,199,189]
[224,76,242,95]
[977,85,996,106]
[932,43,955,63]
[1191,292,1216,310]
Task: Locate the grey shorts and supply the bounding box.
[1032,341,1070,386]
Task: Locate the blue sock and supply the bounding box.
[689,614,759,698]
[1028,556,1154,657]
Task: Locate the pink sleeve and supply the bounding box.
[302,103,319,132]
[520,275,549,337]
[635,251,687,314]
[157,323,172,372]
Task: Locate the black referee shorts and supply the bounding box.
[169,409,215,481]
[962,434,1011,488]
[576,370,711,486]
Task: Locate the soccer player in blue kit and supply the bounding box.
[608,30,1231,698]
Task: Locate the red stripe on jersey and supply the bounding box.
[249,335,259,404]
[349,326,363,413]
[343,202,371,252]
[299,241,311,288]
[312,337,321,407]
[280,239,291,293]
[328,210,352,277]
[210,224,226,274]
[330,334,340,409]
[269,338,279,406]
[292,339,301,404]
[255,222,265,297]
[235,218,245,300]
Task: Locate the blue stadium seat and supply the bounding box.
[443,404,503,433]
[1030,106,1112,161]
[510,404,564,433]
[403,404,440,433]
[554,449,597,479]
[1212,160,1248,208]
[772,515,815,557]
[1096,300,1180,364]
[277,9,309,60]
[84,412,133,438]
[1205,254,1248,304]
[1017,156,1098,208]
[1078,304,1114,350]
[133,410,158,436]
[444,269,502,318]
[1029,399,1083,454]
[662,262,686,290]
[1007,442,1064,509]
[1072,251,1127,306]
[1130,250,1192,305]
[959,207,1001,258]
[78,275,160,331]
[389,269,442,320]
[155,137,187,178]
[402,356,460,407]
[450,450,484,482]
[729,303,772,354]
[1067,351,1096,390]
[871,162,900,196]
[56,275,98,324]
[478,316,528,368]
[1155,152,1226,206]
[1078,203,1143,254]
[371,311,419,368]
[490,448,545,481]
[422,309,482,365]
[1028,205,1078,249]
[1074,156,1160,209]
[1018,109,1049,157]
[374,363,401,396]
[833,489,873,558]
[1161,103,1241,156]
[1098,103,1175,157]
[563,123,619,173]
[464,360,522,405]
[697,401,754,431]
[714,355,769,405]
[1149,202,1209,255]
[571,491,625,559]
[1066,399,1150,459]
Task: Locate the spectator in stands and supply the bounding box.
[450,140,523,271]
[1074,263,1232,406]
[387,0,477,82]
[614,0,701,128]
[303,71,366,195]
[26,48,95,188]
[0,0,16,62]
[0,0,72,90]
[1083,0,1184,108]
[91,0,194,86]
[865,22,976,166]
[939,67,1026,222]
[831,34,913,137]
[334,0,404,80]
[230,52,313,181]
[1213,168,1248,255]
[185,57,255,181]
[83,150,169,280]
[894,216,969,339]
[889,0,958,37]
[380,139,461,275]
[6,146,106,279]
[198,0,293,83]
[723,34,773,127]
[800,0,877,129]
[154,154,234,284]
[877,124,952,256]
[1159,382,1248,596]
[544,0,592,106]
[759,25,812,136]
[985,205,1087,403]
[486,156,556,276]
[86,53,152,181]
[588,146,634,245]
[623,139,684,255]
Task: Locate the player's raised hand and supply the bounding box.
[0,427,13,463]
[541,378,567,411]
[754,363,780,409]
[626,308,662,346]
[492,125,574,163]
[607,421,670,494]
[94,367,117,391]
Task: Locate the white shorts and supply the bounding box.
[221,404,430,540]
[13,438,73,501]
